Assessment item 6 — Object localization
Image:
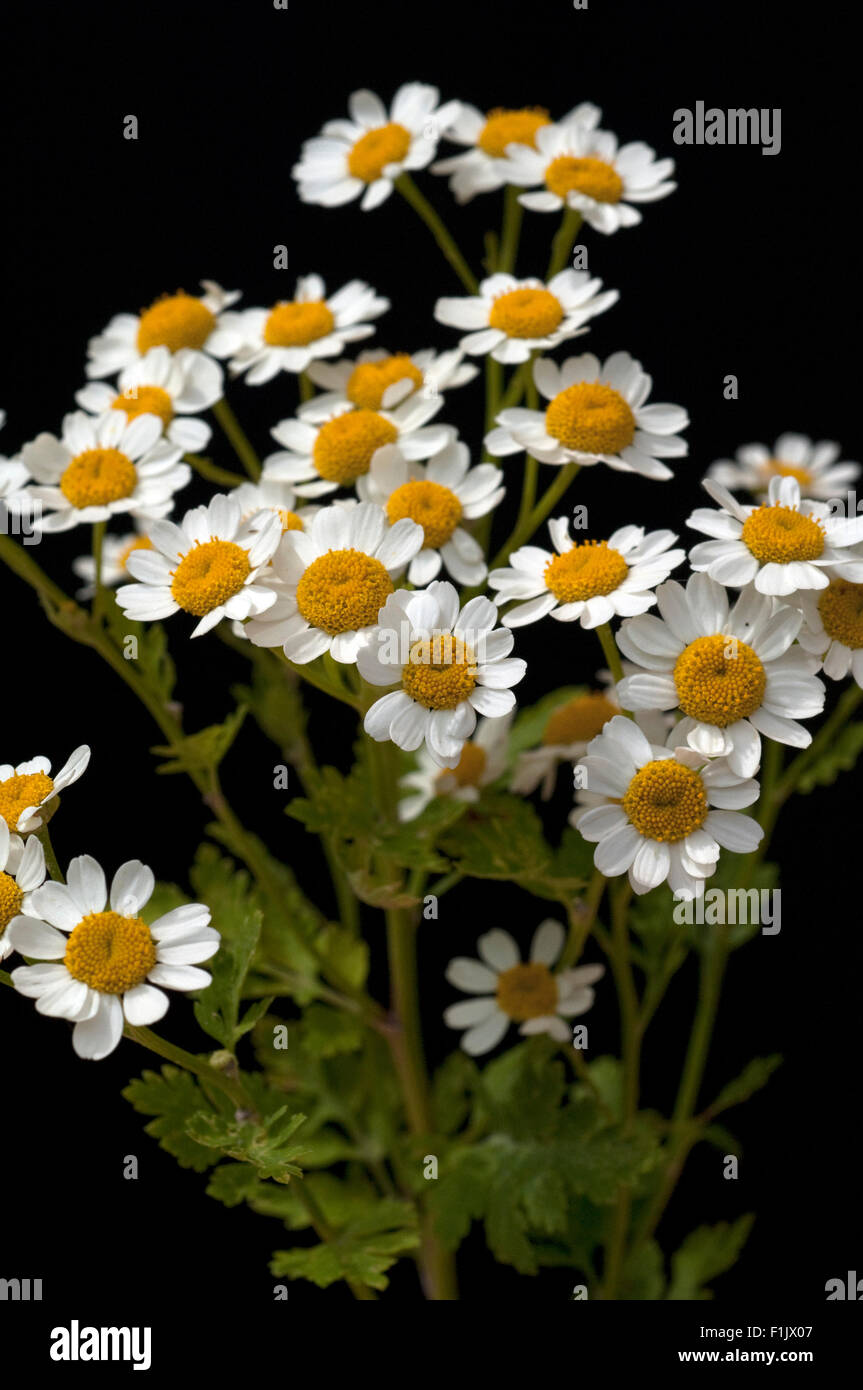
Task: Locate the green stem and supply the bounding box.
[559,867,605,968]
[213,397,262,480]
[488,462,580,573]
[546,207,583,280]
[498,184,523,274]
[596,622,630,701]
[395,174,478,293]
[299,371,314,404]
[184,453,247,488]
[273,648,362,711]
[125,1024,252,1110]
[36,826,64,883]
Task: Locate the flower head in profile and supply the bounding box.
[307,347,477,413]
[8,856,219,1060]
[75,346,222,454]
[293,83,460,212]
[0,747,91,834]
[358,581,526,769]
[796,579,863,688]
[486,353,688,479]
[431,101,599,203]
[398,713,512,821]
[707,434,860,502]
[86,281,240,378]
[0,822,46,960]
[444,921,604,1054]
[435,270,618,365]
[117,494,281,637]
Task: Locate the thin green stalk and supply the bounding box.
[595,622,630,704]
[488,461,580,573]
[299,371,314,403]
[395,174,478,292]
[272,648,362,711]
[546,207,583,280]
[36,826,64,883]
[559,867,605,968]
[213,396,262,479]
[498,184,523,274]
[184,453,247,488]
[125,1024,253,1110]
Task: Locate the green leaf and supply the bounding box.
[232,648,308,765]
[206,1162,262,1208]
[301,1003,365,1059]
[667,1215,754,1300]
[797,721,863,793]
[122,1066,220,1173]
[151,705,247,776]
[524,826,593,901]
[270,1196,419,1291]
[706,1055,781,1118]
[432,1052,480,1136]
[621,1239,666,1300]
[190,846,264,1048]
[186,1104,308,1182]
[439,794,552,881]
[102,603,176,702]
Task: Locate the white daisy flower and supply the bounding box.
[72,530,155,599]
[486,352,688,479]
[356,441,503,586]
[0,746,91,834]
[85,281,240,379]
[293,82,461,212]
[19,411,191,534]
[358,581,526,769]
[398,713,512,821]
[262,393,453,499]
[116,494,281,638]
[490,517,684,628]
[245,501,423,664]
[501,115,676,233]
[435,270,618,366]
[796,579,863,687]
[616,574,825,777]
[688,476,863,596]
[75,346,222,453]
[306,346,477,412]
[208,276,389,385]
[0,822,46,960]
[430,102,600,204]
[0,409,31,508]
[444,921,604,1054]
[8,856,220,1060]
[572,716,763,898]
[708,434,860,502]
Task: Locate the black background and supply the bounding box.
[1,0,860,1336]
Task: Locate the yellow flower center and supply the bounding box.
[741,504,825,565]
[545,382,635,455]
[435,742,487,791]
[477,108,551,158]
[312,410,399,484]
[347,122,412,182]
[64,910,157,994]
[818,579,863,650]
[489,287,564,339]
[543,540,628,603]
[543,692,618,745]
[296,549,393,635]
[545,154,624,203]
[673,634,766,727]
[347,355,424,410]
[386,479,462,548]
[111,384,175,428]
[0,871,24,933]
[401,635,477,710]
[60,448,137,509]
[496,962,557,1021]
[136,293,215,354]
[263,300,335,348]
[279,509,305,532]
[170,539,252,616]
[764,459,813,488]
[118,535,154,572]
[0,772,55,831]
[623,759,709,843]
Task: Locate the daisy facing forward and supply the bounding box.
[210,276,389,385]
[489,518,684,629]
[398,713,512,821]
[688,476,863,595]
[572,716,763,898]
[85,281,240,378]
[8,856,219,1060]
[430,101,599,204]
[117,494,281,638]
[356,441,504,586]
[616,574,825,777]
[20,411,190,534]
[0,823,46,960]
[444,921,604,1054]
[486,352,688,479]
[708,433,860,502]
[796,579,863,687]
[245,501,423,664]
[0,746,91,834]
[358,581,526,769]
[293,82,460,212]
[434,270,618,366]
[306,347,477,413]
[501,115,675,233]
[75,346,222,453]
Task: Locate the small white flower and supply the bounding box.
[19,411,190,533]
[0,746,91,834]
[293,83,461,212]
[85,281,240,379]
[208,275,389,385]
[708,434,860,502]
[0,822,46,960]
[230,477,317,535]
[75,346,222,453]
[796,578,863,687]
[501,115,675,233]
[435,270,617,365]
[486,352,688,479]
[398,713,512,821]
[72,530,156,598]
[444,921,604,1054]
[358,581,526,769]
[8,856,220,1060]
[572,716,763,898]
[306,346,477,412]
[117,493,281,638]
[688,476,863,596]
[357,442,503,586]
[245,501,423,664]
[0,410,30,508]
[431,102,600,204]
[616,573,825,777]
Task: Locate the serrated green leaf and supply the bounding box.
[798,721,863,793]
[439,794,552,881]
[187,1104,307,1181]
[301,1003,365,1058]
[270,1194,419,1291]
[667,1215,754,1300]
[706,1055,781,1117]
[621,1239,665,1299]
[190,845,264,1048]
[122,1065,220,1172]
[206,1162,262,1207]
[432,1051,480,1135]
[151,705,247,776]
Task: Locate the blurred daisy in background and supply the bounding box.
[75,346,222,453]
[708,434,859,502]
[86,281,240,378]
[431,101,599,203]
[73,529,154,599]
[398,713,512,820]
[796,579,863,687]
